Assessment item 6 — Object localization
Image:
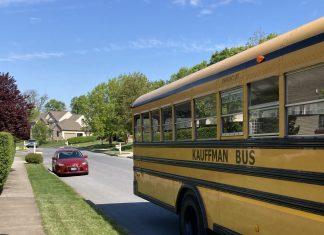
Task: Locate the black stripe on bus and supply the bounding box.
[132,33,324,108]
[134,156,324,186]
[134,137,324,149]
[134,166,324,216]
[134,190,176,213]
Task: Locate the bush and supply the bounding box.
[0,132,15,191]
[67,136,97,145]
[25,153,43,164]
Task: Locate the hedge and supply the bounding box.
[0,132,15,192]
[67,136,97,145]
[25,153,43,164]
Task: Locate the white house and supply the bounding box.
[39,111,90,140]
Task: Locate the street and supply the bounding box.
[41,148,179,235]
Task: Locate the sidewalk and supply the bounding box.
[0,154,45,235]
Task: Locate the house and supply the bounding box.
[40,111,90,140]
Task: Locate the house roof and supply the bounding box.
[49,111,69,122]
[132,17,324,108]
[58,119,83,131]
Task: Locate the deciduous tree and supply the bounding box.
[0,73,33,139]
[45,99,66,112]
[70,95,89,115]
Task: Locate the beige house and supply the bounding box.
[40,111,90,140]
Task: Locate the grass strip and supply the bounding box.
[26,164,125,235]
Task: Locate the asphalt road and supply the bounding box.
[41,148,179,235]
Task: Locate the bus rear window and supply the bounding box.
[134,115,141,142]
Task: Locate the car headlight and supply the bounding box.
[81,161,88,165]
[58,163,65,167]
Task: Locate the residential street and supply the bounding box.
[41,148,179,235]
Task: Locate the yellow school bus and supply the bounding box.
[132,17,324,235]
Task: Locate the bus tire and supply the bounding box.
[179,192,207,235]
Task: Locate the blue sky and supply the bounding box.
[0,0,323,108]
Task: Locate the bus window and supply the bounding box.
[151,110,161,142]
[286,64,324,136]
[249,76,279,136]
[175,102,192,140]
[221,88,243,136]
[141,112,150,142]
[134,114,142,142]
[162,107,173,141]
[194,94,217,139]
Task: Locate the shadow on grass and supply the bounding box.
[85,200,129,235]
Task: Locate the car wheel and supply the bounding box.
[179,192,206,235]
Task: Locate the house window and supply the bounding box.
[194,94,217,139]
[221,87,243,136]
[286,64,324,136]
[162,107,173,141]
[249,76,279,136]
[57,131,60,137]
[175,102,192,140]
[141,112,150,142]
[151,110,160,142]
[77,133,83,137]
[134,115,142,142]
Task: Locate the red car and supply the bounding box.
[52,148,89,176]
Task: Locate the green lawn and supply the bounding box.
[26,164,125,235]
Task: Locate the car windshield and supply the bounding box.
[58,151,82,159]
[28,140,36,142]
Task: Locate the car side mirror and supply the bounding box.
[52,157,57,160]
[83,155,88,158]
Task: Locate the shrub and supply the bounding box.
[67,136,97,145]
[25,153,43,164]
[0,132,15,191]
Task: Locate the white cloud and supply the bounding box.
[29,17,42,23]
[0,0,52,7]
[172,0,260,16]
[129,38,228,53]
[0,51,64,61]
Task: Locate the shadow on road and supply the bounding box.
[86,200,179,235]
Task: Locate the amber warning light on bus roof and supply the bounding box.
[256,55,265,63]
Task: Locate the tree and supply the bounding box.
[108,72,153,141]
[70,95,89,115]
[0,73,33,139]
[31,121,51,145]
[168,32,278,83]
[45,99,66,112]
[24,90,48,121]
[169,61,208,83]
[86,83,118,143]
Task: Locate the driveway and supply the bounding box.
[41,148,178,235]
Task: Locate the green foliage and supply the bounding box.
[25,153,43,164]
[0,132,15,191]
[169,61,208,83]
[196,126,217,139]
[176,128,192,140]
[169,32,277,83]
[45,99,66,112]
[32,121,51,145]
[209,46,247,65]
[70,95,89,115]
[67,136,97,145]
